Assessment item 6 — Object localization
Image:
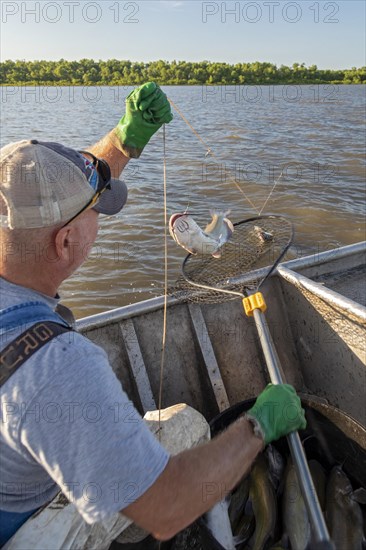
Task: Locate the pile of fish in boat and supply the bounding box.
[139,433,366,550]
[211,445,366,550]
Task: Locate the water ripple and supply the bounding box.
[1,85,365,317]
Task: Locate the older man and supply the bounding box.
[0,82,306,549]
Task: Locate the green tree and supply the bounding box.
[1,59,365,86]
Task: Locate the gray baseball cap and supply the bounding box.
[0,139,128,229]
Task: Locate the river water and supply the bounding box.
[1,85,365,317]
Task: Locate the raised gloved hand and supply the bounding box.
[110,82,173,158]
[246,383,306,445]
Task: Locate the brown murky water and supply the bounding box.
[1,85,365,317]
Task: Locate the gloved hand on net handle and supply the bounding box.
[246,383,307,445]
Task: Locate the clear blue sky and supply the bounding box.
[1,1,365,68]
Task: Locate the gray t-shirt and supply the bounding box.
[0,278,169,523]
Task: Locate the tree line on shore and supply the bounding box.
[0,59,364,86]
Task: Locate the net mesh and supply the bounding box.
[170,216,293,303]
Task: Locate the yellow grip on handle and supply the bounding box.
[243,292,267,316]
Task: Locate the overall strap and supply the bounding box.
[0,322,72,387]
[0,302,74,387]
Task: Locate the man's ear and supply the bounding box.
[54,226,73,262]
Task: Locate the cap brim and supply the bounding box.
[93,178,128,216]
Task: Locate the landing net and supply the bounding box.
[171,215,293,303]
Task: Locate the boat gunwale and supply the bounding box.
[278,264,366,322]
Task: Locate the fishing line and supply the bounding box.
[156,104,286,445]
[260,160,307,215]
[157,124,169,442]
[168,98,260,215]
[259,168,285,215]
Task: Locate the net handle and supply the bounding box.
[251,307,333,545]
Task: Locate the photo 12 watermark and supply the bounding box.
[0,479,142,505]
[0,85,135,105]
[201,84,340,104]
[201,1,340,24]
[201,161,339,185]
[1,399,140,424]
[1,1,140,24]
[0,84,131,105]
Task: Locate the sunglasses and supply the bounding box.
[61,151,112,228]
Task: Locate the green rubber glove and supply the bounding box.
[246,383,307,445]
[111,82,173,158]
